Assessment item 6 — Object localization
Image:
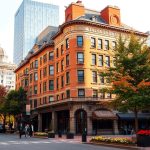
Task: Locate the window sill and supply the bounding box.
[78,81,85,84]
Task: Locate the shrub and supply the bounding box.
[34,132,48,136]
[91,136,135,145]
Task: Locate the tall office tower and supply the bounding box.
[13,0,59,65]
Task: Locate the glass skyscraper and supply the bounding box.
[13,0,59,65]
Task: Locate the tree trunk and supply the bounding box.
[134,108,138,133]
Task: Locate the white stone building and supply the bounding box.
[0,47,16,90]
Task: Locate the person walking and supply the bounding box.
[25,124,29,137]
[18,123,23,139]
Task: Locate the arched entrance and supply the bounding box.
[75,109,87,134]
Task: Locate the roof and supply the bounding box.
[92,110,117,120]
[117,113,150,120]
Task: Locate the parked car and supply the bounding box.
[0,124,4,133]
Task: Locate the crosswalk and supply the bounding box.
[0,139,80,146]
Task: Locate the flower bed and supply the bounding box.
[91,136,135,145]
[34,132,48,137]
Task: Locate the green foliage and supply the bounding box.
[0,87,27,118]
[104,35,150,112]
[6,87,27,115]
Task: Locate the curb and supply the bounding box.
[87,142,140,150]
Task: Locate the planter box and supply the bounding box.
[137,135,150,147]
[66,133,74,139]
[48,132,55,138]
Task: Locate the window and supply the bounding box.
[66,90,70,98]
[100,75,104,84]
[49,80,54,91]
[91,37,96,48]
[34,99,37,108]
[43,54,47,63]
[49,65,54,75]
[61,45,64,55]
[100,92,105,99]
[61,59,64,71]
[56,48,59,58]
[98,55,103,66]
[66,38,69,49]
[34,85,37,94]
[40,57,42,65]
[61,93,64,100]
[61,76,64,88]
[43,67,47,77]
[112,41,116,50]
[106,93,111,99]
[105,40,109,50]
[43,82,47,92]
[29,87,32,96]
[77,52,84,64]
[30,74,32,83]
[56,62,59,73]
[34,72,38,81]
[35,60,38,68]
[105,56,110,67]
[77,36,83,47]
[78,89,85,97]
[66,72,70,84]
[56,78,59,90]
[92,54,96,65]
[92,71,97,83]
[49,52,54,60]
[25,79,28,86]
[66,55,69,66]
[78,70,84,82]
[49,96,54,102]
[93,90,98,98]
[98,39,102,49]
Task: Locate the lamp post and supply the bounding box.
[80,103,87,142]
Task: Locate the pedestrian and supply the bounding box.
[31,124,34,136]
[18,123,23,139]
[25,124,29,137]
[29,124,34,137]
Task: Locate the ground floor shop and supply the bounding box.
[31,100,119,135]
[31,100,150,135]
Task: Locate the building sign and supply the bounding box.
[26,104,30,115]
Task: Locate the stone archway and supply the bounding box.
[75,109,87,134]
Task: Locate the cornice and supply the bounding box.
[52,20,148,39]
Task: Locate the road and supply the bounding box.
[0,134,127,150]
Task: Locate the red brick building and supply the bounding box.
[15,1,148,135]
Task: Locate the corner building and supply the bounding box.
[15,1,148,135]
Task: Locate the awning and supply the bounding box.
[92,110,117,120]
[117,113,150,120]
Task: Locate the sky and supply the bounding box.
[0,0,150,63]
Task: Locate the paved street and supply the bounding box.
[0,134,127,150]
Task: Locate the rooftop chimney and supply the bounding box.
[65,1,85,22]
[101,5,121,27]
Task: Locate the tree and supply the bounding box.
[0,85,7,131]
[102,35,150,133]
[7,87,27,116]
